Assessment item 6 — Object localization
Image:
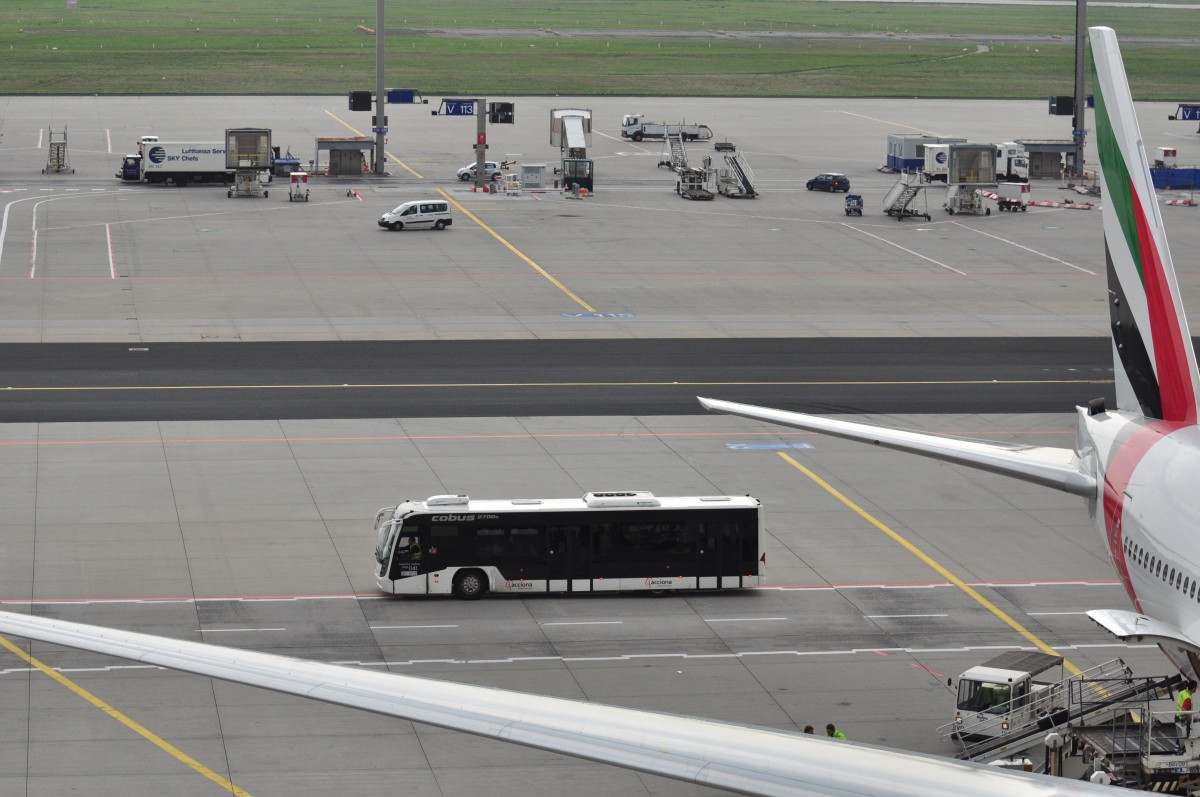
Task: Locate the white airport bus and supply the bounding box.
[374,491,764,599]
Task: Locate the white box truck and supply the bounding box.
[996,142,1030,182]
[116,141,232,185]
[621,114,713,142]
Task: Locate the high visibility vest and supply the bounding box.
[1179,689,1193,720]
[827,730,846,740]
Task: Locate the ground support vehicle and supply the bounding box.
[43,126,73,175]
[117,142,232,185]
[378,200,452,231]
[621,114,712,142]
[716,153,757,198]
[288,172,309,202]
[883,175,931,220]
[937,652,1184,768]
[677,166,715,200]
[228,171,267,198]
[945,184,991,215]
[374,491,764,599]
[844,194,864,215]
[995,198,1026,212]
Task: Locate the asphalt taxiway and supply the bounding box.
[0,92,1196,797]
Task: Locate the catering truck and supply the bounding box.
[116,141,233,184]
[621,114,713,142]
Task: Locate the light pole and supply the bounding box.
[1071,0,1087,178]
[373,0,386,175]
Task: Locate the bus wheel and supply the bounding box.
[453,570,487,600]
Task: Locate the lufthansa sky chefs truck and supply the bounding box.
[117,141,233,185]
[621,114,713,142]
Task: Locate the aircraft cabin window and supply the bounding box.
[1192,582,1197,599]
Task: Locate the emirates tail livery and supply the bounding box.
[0,28,1174,797]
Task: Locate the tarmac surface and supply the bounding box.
[0,93,1197,796]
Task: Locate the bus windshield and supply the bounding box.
[375,522,397,565]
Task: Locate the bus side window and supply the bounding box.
[475,527,506,558]
[511,527,541,558]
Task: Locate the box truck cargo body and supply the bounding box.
[117,142,233,184]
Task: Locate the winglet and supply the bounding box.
[1091,26,1200,422]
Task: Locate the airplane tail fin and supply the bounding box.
[1091,26,1199,422]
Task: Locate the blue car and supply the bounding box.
[807,172,850,192]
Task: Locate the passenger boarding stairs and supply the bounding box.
[43,125,73,175]
[718,153,757,198]
[657,132,689,171]
[939,658,1179,763]
[883,173,929,220]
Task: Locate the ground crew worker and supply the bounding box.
[825,723,846,740]
[1178,680,1196,736]
[803,725,814,734]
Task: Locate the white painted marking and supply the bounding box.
[106,128,111,154]
[540,620,623,626]
[844,223,968,275]
[705,617,788,622]
[36,129,43,149]
[106,222,117,278]
[0,641,1163,679]
[199,627,285,633]
[372,624,459,629]
[1026,611,1088,616]
[865,614,948,618]
[951,221,1096,275]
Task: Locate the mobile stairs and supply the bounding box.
[658,132,688,170]
[717,153,757,198]
[42,125,74,174]
[883,173,929,220]
[940,657,1181,764]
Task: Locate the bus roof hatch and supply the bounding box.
[584,491,661,508]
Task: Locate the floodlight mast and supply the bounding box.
[373,0,386,175]
[475,99,487,189]
[1070,0,1087,178]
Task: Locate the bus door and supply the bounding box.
[697,521,723,590]
[547,524,590,592]
[700,517,756,589]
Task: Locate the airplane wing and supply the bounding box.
[697,397,1097,498]
[0,608,1129,797]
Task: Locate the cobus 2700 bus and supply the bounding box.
[373,491,764,599]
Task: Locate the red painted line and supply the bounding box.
[912,662,946,678]
[0,429,1078,448]
[0,579,1121,606]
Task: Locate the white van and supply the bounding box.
[378,200,453,231]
